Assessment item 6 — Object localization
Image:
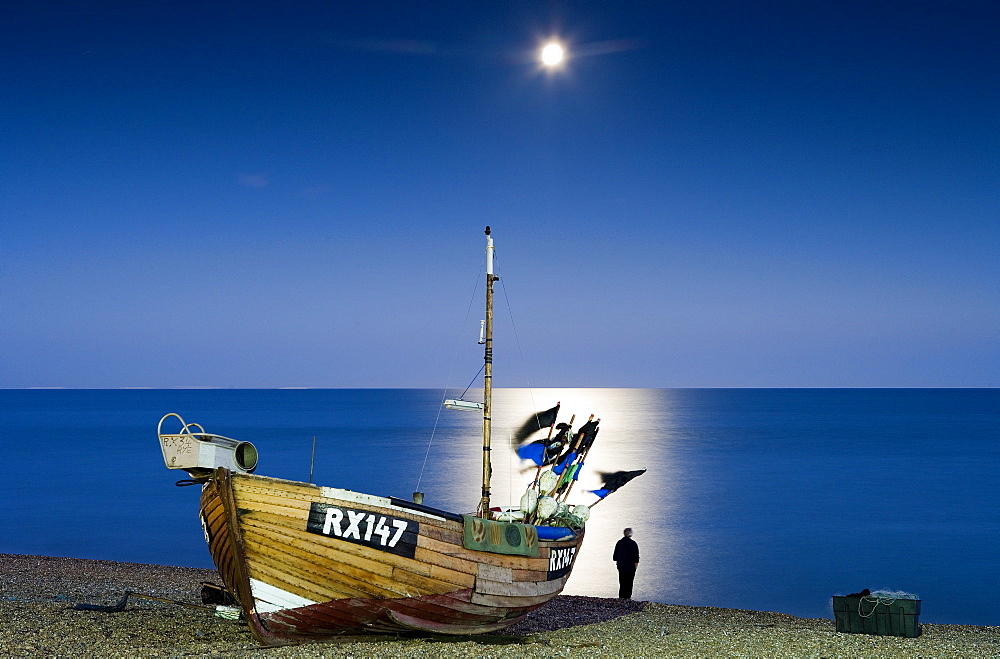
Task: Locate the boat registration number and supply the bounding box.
[547,546,577,580]
[306,503,419,558]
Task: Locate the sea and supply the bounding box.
[1,388,996,625]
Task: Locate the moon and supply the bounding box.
[541,42,564,67]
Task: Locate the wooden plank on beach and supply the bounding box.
[235,475,463,531]
[477,564,513,583]
[245,517,475,590]
[235,476,321,501]
[411,546,477,578]
[244,533,412,600]
[241,517,396,577]
[247,551,396,601]
[417,534,550,572]
[239,504,522,589]
[511,568,550,582]
[470,590,562,608]
[417,524,465,545]
[234,494,311,518]
[247,553,366,602]
[241,516,475,595]
[388,566,461,595]
[475,576,564,598]
[387,609,526,635]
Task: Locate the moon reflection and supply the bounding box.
[425,387,682,601]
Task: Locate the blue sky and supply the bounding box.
[2,1,997,388]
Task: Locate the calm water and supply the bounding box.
[1,388,996,625]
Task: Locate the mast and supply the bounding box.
[478,226,496,518]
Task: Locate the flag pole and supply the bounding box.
[548,415,593,497]
[532,411,560,486]
[589,494,610,507]
[478,227,496,519]
[558,420,599,502]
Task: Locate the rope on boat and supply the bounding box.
[459,363,486,400]
[416,260,484,493]
[495,254,540,421]
[73,591,212,612]
[72,589,243,619]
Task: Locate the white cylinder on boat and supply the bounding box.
[536,496,558,520]
[520,488,538,514]
[573,504,591,522]
[538,470,558,493]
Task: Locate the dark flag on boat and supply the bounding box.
[589,469,646,499]
[513,402,560,444]
[517,422,571,466]
[552,450,576,475]
[574,419,600,451]
[546,423,572,464]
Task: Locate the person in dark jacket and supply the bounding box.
[612,527,639,599]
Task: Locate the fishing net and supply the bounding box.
[542,509,586,530]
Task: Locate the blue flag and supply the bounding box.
[517,440,546,466]
[553,451,577,475]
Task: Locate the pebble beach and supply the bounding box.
[1,554,996,658]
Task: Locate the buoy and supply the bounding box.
[539,470,558,493]
[520,488,538,514]
[536,496,558,520]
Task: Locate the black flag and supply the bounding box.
[513,402,560,444]
[516,422,571,466]
[544,423,573,465]
[574,419,600,451]
[592,469,646,498]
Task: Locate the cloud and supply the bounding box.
[239,173,269,188]
[337,38,439,55]
[573,39,647,58]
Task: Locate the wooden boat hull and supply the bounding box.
[200,468,584,645]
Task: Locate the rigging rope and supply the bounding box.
[495,253,540,423]
[415,246,545,497]
[459,363,486,400]
[415,260,484,493]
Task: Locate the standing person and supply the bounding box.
[613,527,639,599]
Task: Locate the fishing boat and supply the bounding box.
[156,227,631,646]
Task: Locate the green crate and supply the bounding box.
[832,595,921,638]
